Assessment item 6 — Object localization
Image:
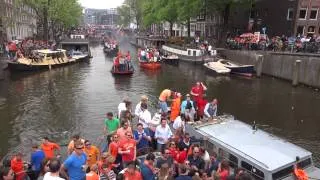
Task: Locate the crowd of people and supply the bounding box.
[3,39,56,61]
[138,48,161,62]
[226,34,320,53]
[113,51,133,72]
[0,82,255,180]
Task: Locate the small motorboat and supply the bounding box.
[217,59,255,77]
[204,62,231,75]
[139,58,161,70]
[161,54,179,61]
[110,65,134,75]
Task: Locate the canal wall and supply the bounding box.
[219,49,320,88]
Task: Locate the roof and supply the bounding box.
[60,39,89,44]
[36,49,66,54]
[194,118,311,171]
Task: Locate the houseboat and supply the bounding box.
[185,115,320,180]
[161,45,216,64]
[7,49,84,71]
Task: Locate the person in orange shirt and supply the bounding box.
[86,164,99,180]
[41,137,60,159]
[116,121,132,142]
[159,89,174,115]
[10,153,25,180]
[84,140,100,167]
[170,93,181,122]
[123,161,142,180]
[109,134,120,163]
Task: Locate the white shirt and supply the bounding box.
[43,172,65,180]
[155,124,173,144]
[138,109,152,128]
[173,116,185,132]
[118,102,126,118]
[141,50,146,56]
[135,102,142,117]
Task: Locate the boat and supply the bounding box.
[160,54,179,62]
[59,34,92,61]
[217,59,255,77]
[139,58,161,70]
[185,115,320,180]
[103,42,118,57]
[110,59,134,75]
[7,49,84,71]
[162,45,215,64]
[204,61,231,75]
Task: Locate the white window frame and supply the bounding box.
[299,8,308,20]
[309,8,318,20]
[297,26,305,35]
[307,26,316,33]
[287,8,294,20]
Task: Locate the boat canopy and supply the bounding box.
[194,119,311,172]
[36,49,66,54]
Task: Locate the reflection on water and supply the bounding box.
[1,37,320,165]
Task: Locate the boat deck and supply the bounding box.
[17,58,75,66]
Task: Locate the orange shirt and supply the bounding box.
[170,97,181,121]
[86,171,99,180]
[84,145,100,167]
[118,139,136,162]
[159,89,171,101]
[41,142,60,159]
[108,141,118,159]
[124,170,142,180]
[11,157,23,174]
[116,127,132,142]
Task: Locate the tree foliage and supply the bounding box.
[22,0,82,40]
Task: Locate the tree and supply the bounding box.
[176,0,202,37]
[21,0,82,41]
[155,0,178,36]
[117,4,132,28]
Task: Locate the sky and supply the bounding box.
[79,0,125,9]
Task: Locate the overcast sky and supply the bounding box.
[79,0,124,9]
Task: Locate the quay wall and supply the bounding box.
[219,49,320,88]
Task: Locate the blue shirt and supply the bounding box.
[140,163,156,180]
[31,150,45,171]
[133,129,150,150]
[63,152,87,180]
[180,100,195,114]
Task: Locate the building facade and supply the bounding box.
[295,0,320,36]
[1,0,37,41]
[84,8,119,26]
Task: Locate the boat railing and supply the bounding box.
[193,121,270,169]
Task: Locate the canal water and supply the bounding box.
[0,35,320,164]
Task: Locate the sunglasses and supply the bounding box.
[75,147,83,150]
[85,144,91,146]
[194,151,200,153]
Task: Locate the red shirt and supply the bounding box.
[169,147,179,161]
[114,57,120,66]
[176,150,187,164]
[119,139,136,162]
[124,170,142,180]
[219,169,230,180]
[11,157,23,174]
[191,85,204,101]
[109,141,118,159]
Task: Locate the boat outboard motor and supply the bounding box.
[252,121,257,131]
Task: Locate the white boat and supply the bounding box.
[217,59,255,77]
[161,54,179,61]
[186,115,320,180]
[204,61,231,74]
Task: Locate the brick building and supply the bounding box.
[295,0,320,36]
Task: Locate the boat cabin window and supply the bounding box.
[218,148,238,168]
[241,161,264,180]
[298,158,312,169]
[272,165,293,179]
[193,51,196,56]
[188,50,191,56]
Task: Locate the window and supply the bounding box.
[272,165,294,179]
[297,26,305,35]
[241,161,265,180]
[298,158,312,169]
[299,8,307,19]
[287,8,294,20]
[310,9,318,20]
[308,26,315,33]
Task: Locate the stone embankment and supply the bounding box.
[219,49,320,88]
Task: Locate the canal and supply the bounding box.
[0,35,320,164]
